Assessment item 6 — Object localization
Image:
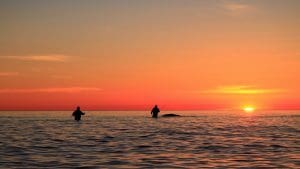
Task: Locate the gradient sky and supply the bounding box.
[0,0,299,110]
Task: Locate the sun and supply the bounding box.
[243,106,255,113]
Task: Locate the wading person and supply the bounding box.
[151,105,160,118]
[72,106,85,121]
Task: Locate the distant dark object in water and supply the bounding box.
[151,105,160,118]
[72,106,85,121]
[161,113,181,117]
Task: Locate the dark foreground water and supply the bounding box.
[0,111,299,168]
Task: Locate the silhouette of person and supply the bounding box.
[72,106,85,121]
[151,105,160,118]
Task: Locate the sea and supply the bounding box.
[0,110,299,168]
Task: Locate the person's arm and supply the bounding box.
[81,112,85,115]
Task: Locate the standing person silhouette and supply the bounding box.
[72,106,85,121]
[151,105,160,118]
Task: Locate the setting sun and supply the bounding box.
[243,106,255,113]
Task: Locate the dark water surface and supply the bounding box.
[0,111,299,168]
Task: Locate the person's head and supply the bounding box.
[155,105,157,108]
[77,106,80,110]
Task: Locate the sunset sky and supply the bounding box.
[0,0,299,110]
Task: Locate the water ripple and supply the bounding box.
[0,111,299,168]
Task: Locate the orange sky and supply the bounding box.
[0,0,299,110]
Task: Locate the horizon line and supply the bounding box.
[1,108,300,111]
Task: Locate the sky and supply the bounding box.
[0,0,299,110]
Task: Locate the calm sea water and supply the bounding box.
[0,111,299,168]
